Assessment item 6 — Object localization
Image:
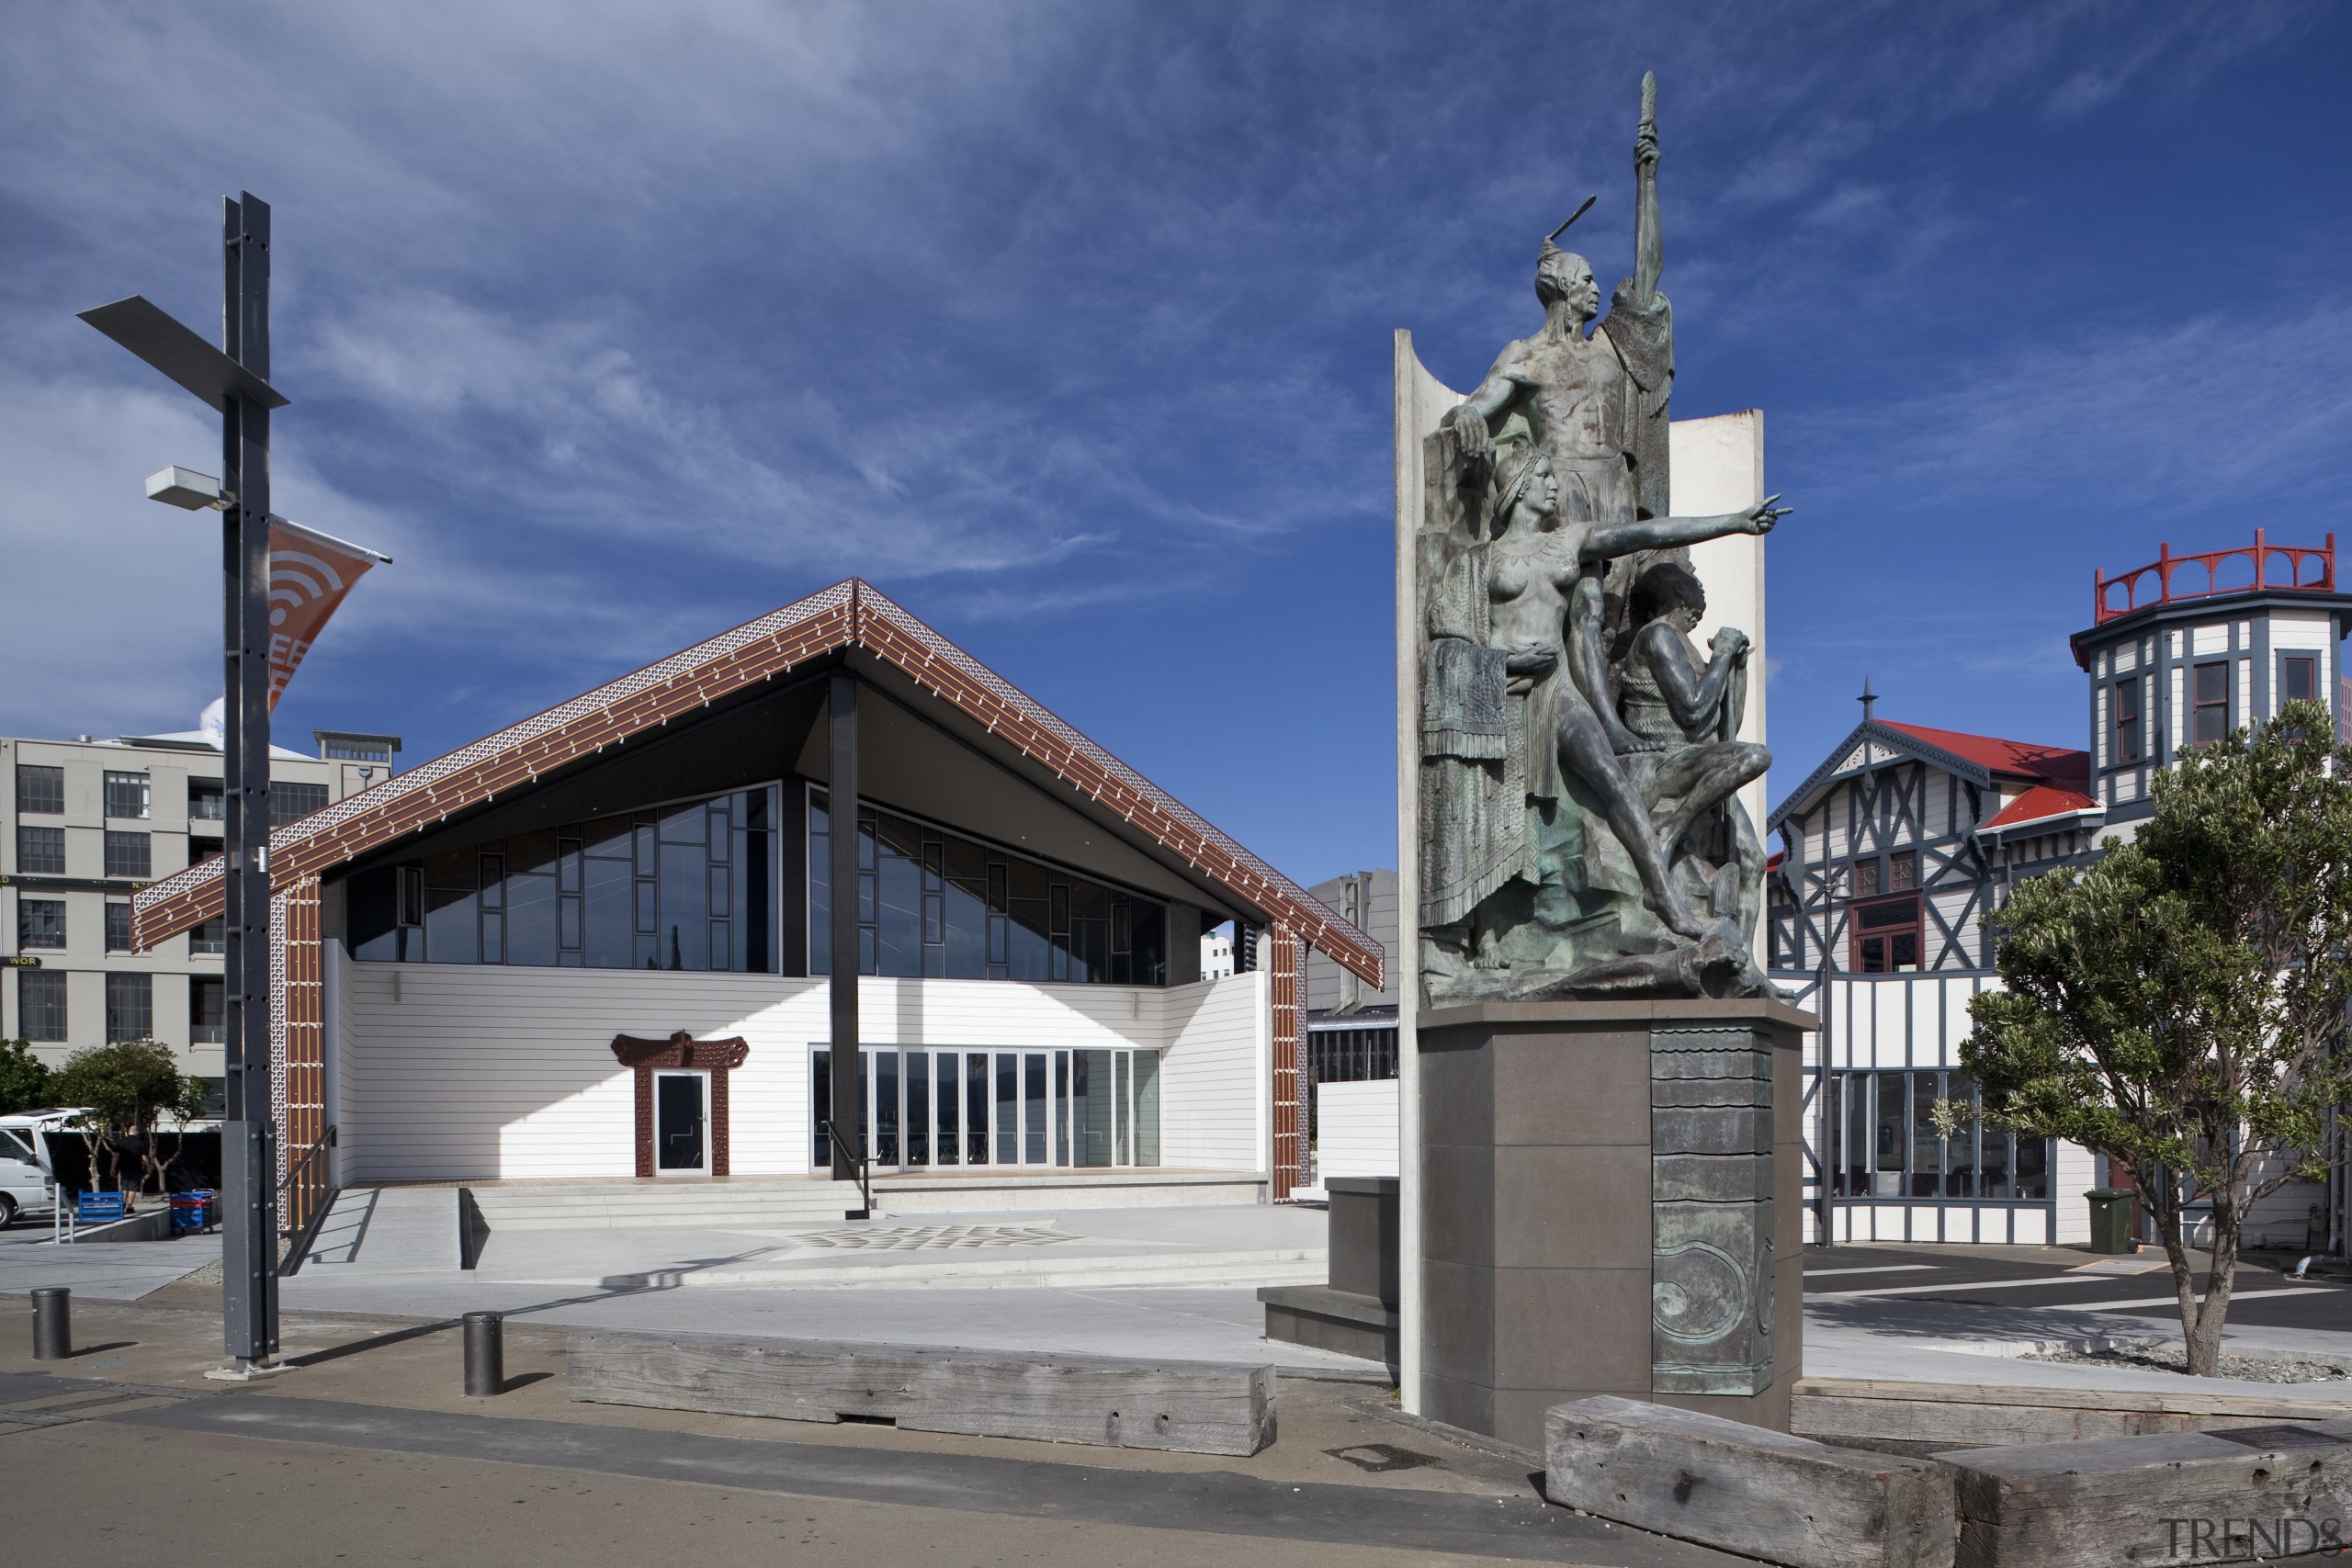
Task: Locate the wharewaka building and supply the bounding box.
[131,581,1382,1203]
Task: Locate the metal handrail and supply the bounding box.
[276,1124,337,1277]
[822,1117,873,1219]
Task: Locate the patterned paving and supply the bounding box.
[784,1224,1074,1252]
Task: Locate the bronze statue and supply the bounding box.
[1417,73,1786,1002]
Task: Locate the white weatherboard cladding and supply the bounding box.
[2115,643,2138,673]
[2240,659,2253,729]
[1158,973,1269,1173]
[1316,1078,1401,1180]
[2194,624,2230,657]
[334,963,1267,1184]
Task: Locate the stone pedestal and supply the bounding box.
[1260,1177,1400,1375]
[1416,997,1813,1450]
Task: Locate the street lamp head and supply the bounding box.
[145,465,229,510]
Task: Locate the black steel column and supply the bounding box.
[220,194,277,1364]
[828,669,863,1182]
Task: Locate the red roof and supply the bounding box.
[1980,781,2101,832]
[1877,721,2089,790]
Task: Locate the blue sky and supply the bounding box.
[5,2,2347,887]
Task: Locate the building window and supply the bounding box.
[18,970,67,1041]
[1850,894,1919,973]
[16,763,64,815]
[105,973,153,1043]
[190,976,225,1044]
[811,789,1168,986]
[190,840,222,865]
[190,917,225,955]
[1888,851,1917,892]
[103,771,151,819]
[188,778,225,821]
[105,901,134,953]
[346,785,780,974]
[2283,656,2317,705]
[1849,858,1880,897]
[104,830,152,879]
[17,824,65,874]
[18,899,65,950]
[813,1045,1159,1171]
[2113,679,2141,762]
[2192,661,2230,745]
[272,782,330,827]
[1824,1069,2052,1201]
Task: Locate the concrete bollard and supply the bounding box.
[462,1311,504,1396]
[31,1287,71,1360]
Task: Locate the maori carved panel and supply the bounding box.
[613,1032,751,1179]
[1651,1025,1774,1395]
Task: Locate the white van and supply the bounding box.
[0,1117,63,1227]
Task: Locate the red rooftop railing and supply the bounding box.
[2094,531,2335,625]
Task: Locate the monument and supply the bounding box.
[1396,74,1814,1447]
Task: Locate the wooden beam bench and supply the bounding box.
[1545,1395,1957,1568]
[1798,1376,2352,1452]
[568,1328,1276,1456]
[1939,1418,2352,1568]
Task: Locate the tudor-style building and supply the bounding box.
[1770,533,2352,1252]
[130,581,1382,1212]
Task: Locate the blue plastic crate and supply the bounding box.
[76,1191,129,1224]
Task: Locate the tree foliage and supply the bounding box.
[0,1039,52,1115]
[1963,701,2352,1376]
[51,1039,200,1199]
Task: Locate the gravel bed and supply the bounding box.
[2024,1344,2352,1383]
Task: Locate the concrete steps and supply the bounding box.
[452,1171,1268,1231]
[463,1181,854,1232]
[607,1247,1329,1292]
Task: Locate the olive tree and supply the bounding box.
[1962,700,2352,1377]
[52,1040,198,1201]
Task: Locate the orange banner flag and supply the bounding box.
[266,516,391,709]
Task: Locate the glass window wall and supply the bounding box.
[1824,1068,2052,1202]
[809,788,1166,986]
[345,785,779,972]
[811,1046,1161,1170]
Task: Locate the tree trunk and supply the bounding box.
[2151,1177,2205,1359]
[2186,1199,2240,1377]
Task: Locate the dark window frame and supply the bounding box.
[15,763,64,816]
[103,829,152,880]
[17,824,66,874]
[18,969,67,1041]
[1849,893,1921,975]
[103,770,151,820]
[2192,660,2231,746]
[18,898,66,951]
[104,972,153,1043]
[105,900,134,953]
[2281,654,2318,706]
[2113,677,2141,763]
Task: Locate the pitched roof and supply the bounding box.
[133,579,1384,987]
[1768,716,2090,832]
[1874,722,2089,788]
[1978,781,2103,835]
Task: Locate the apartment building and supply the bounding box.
[4,724,397,1096]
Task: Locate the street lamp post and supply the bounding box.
[80,192,288,1371]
